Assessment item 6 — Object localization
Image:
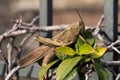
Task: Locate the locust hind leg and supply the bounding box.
[34,35,73,47]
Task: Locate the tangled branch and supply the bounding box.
[0,15,119,80]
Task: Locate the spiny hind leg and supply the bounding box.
[34,35,73,47]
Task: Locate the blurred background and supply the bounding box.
[0,0,104,34]
[0,0,113,80]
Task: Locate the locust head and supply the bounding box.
[68,21,85,36]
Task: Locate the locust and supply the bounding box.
[18,13,85,68]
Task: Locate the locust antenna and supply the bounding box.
[75,8,83,21]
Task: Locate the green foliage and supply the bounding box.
[77,43,96,55]
[38,59,59,80]
[92,59,109,80]
[56,57,82,80]
[63,68,78,80]
[38,30,108,80]
[56,46,75,60]
[91,47,107,58]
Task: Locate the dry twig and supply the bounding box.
[2,15,120,80]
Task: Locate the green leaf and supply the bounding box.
[75,37,85,52]
[56,56,82,80]
[76,36,85,45]
[93,60,109,80]
[84,58,91,62]
[55,47,75,59]
[78,43,96,55]
[91,47,107,58]
[38,59,59,80]
[64,68,78,80]
[56,47,75,55]
[56,52,67,60]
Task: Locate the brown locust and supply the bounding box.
[18,19,85,68]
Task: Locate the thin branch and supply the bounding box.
[102,60,120,67]
[3,25,94,38]
[30,16,39,25]
[85,69,92,80]
[0,18,22,44]
[5,66,20,80]
[3,15,120,80]
[116,73,120,80]
[107,40,120,54]
[20,34,33,47]
[7,37,14,72]
[93,15,104,35]
[107,40,120,48]
[12,16,39,27]
[7,30,27,37]
[111,46,120,54]
[0,44,8,65]
[20,25,68,31]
